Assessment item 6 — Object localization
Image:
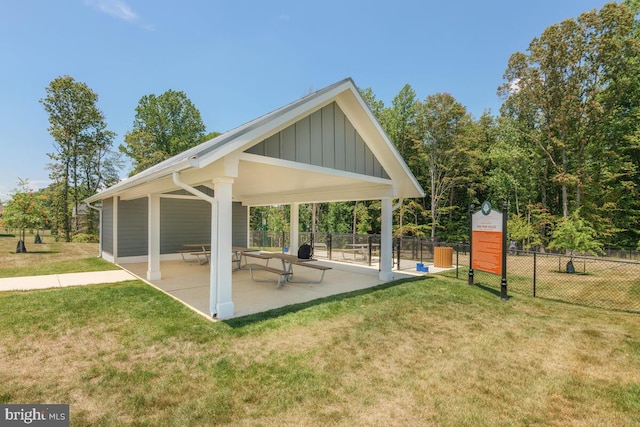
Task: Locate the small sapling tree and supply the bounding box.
[549,211,603,273]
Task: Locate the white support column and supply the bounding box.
[290,202,299,254]
[211,178,234,319]
[379,198,394,281]
[147,194,161,280]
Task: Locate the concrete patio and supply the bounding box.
[122,258,425,319]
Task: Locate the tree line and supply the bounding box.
[2,1,639,254]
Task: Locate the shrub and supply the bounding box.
[71,233,99,243]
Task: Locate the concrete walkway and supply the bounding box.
[0,269,137,292]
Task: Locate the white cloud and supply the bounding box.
[85,0,138,23]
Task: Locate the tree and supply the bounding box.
[415,93,475,240]
[358,87,385,119]
[40,76,118,241]
[121,90,206,175]
[383,84,419,160]
[201,131,221,143]
[500,2,640,225]
[486,117,538,215]
[549,210,603,260]
[508,212,540,250]
[2,179,48,252]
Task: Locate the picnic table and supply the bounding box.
[341,243,379,261]
[243,252,332,287]
[179,243,211,264]
[232,246,258,270]
[179,244,259,269]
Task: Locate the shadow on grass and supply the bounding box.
[10,250,58,255]
[223,276,430,328]
[474,283,504,298]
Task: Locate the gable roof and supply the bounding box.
[87,77,424,205]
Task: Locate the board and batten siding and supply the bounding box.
[118,198,148,257]
[245,102,389,179]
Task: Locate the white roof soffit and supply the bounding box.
[233,153,396,206]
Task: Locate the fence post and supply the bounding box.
[327,233,332,260]
[368,235,373,266]
[500,201,508,301]
[468,204,474,286]
[533,251,537,298]
[282,230,286,253]
[394,237,400,270]
[456,246,459,279]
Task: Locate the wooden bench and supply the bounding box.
[245,264,292,288]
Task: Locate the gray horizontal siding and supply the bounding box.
[232,202,248,247]
[102,197,113,254]
[107,196,248,257]
[161,198,211,254]
[118,198,148,257]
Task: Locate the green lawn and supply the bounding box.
[1,276,638,426]
[0,233,119,277]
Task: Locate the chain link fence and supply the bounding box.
[438,248,640,313]
[249,231,382,265]
[248,232,640,313]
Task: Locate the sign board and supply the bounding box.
[471,201,503,275]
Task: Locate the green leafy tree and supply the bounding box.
[201,131,221,143]
[500,2,640,223]
[384,84,419,161]
[40,76,117,241]
[358,87,385,119]
[486,118,538,215]
[415,93,475,240]
[325,202,354,234]
[508,212,540,250]
[548,210,603,259]
[2,179,48,250]
[121,90,206,175]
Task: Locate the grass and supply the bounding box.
[1,277,639,426]
[0,232,119,277]
[438,252,640,312]
[1,236,638,425]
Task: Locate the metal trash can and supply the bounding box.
[434,247,453,268]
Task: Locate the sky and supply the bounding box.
[0,0,613,201]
